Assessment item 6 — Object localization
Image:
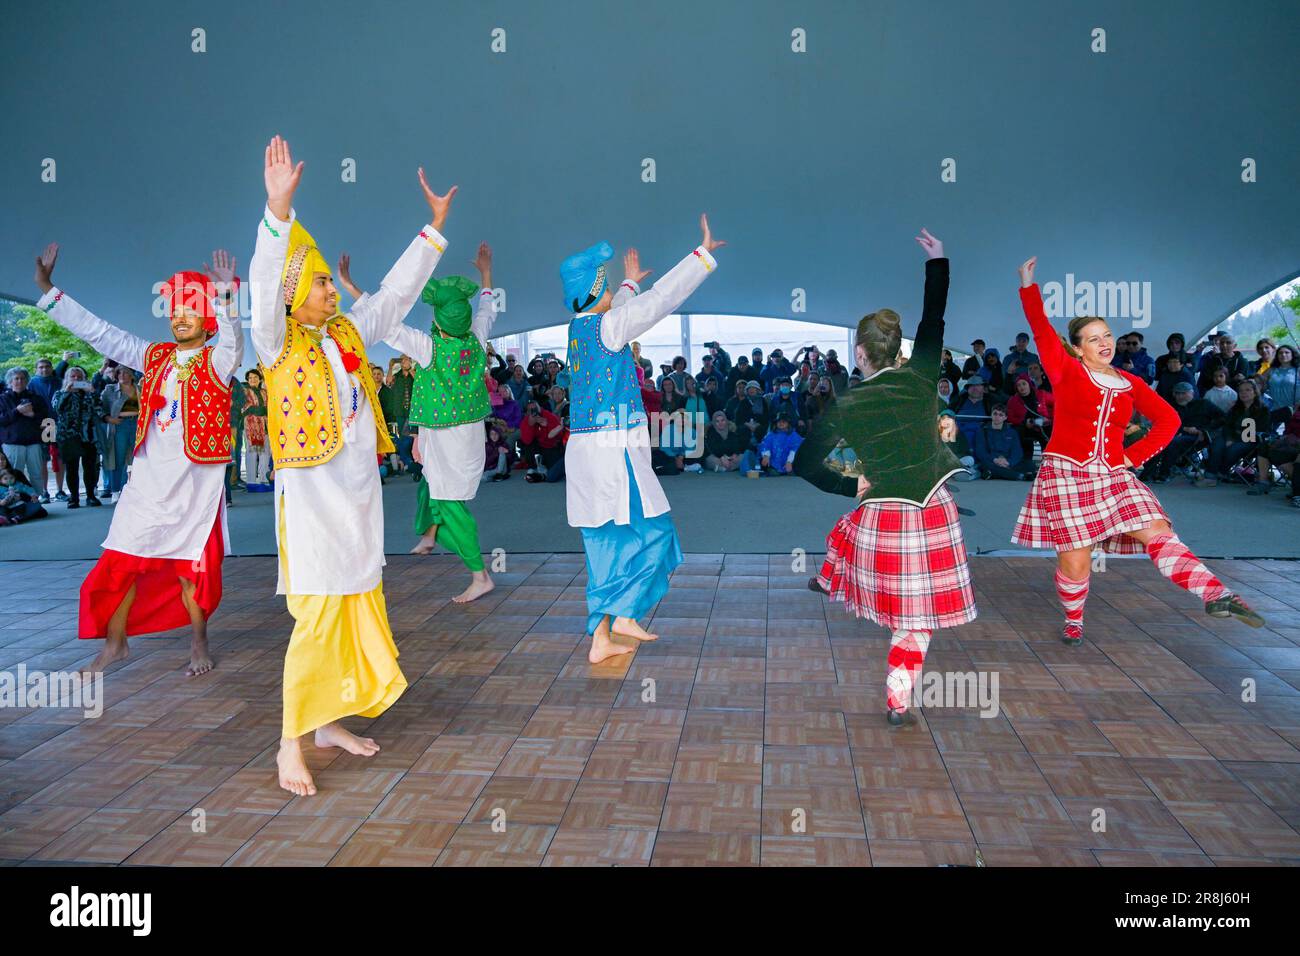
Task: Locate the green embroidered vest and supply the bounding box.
[408,333,490,428]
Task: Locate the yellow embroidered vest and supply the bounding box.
[263,314,394,468]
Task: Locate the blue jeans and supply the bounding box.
[107,424,134,493]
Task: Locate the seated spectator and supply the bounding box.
[1006,373,1053,459]
[980,349,1005,394]
[482,421,514,482]
[731,380,769,448]
[1,367,53,496]
[703,410,747,472]
[1003,332,1039,380]
[700,375,725,417]
[938,410,978,480]
[1203,366,1238,414]
[765,376,804,433]
[1155,332,1194,377]
[951,378,993,449]
[937,377,955,408]
[519,399,566,483]
[1210,379,1268,485]
[1251,338,1276,378]
[0,449,48,526]
[1141,381,1223,484]
[1250,405,1300,502]
[681,375,709,446]
[741,412,803,475]
[804,377,835,421]
[487,373,523,430]
[962,339,987,378]
[1155,353,1196,403]
[1026,361,1051,393]
[939,349,963,388]
[974,404,1035,480]
[52,366,102,508]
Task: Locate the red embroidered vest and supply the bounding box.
[135,342,233,464]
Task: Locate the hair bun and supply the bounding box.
[872,308,902,334]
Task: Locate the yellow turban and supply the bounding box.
[281,220,332,315]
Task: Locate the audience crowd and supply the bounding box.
[3,326,1299,529]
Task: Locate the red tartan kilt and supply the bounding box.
[1012,455,1170,554]
[78,514,224,639]
[817,485,976,631]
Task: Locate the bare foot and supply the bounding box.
[452,572,495,604]
[314,721,381,756]
[186,637,215,677]
[612,616,658,642]
[277,738,317,797]
[409,536,437,556]
[588,629,636,665]
[85,636,129,674]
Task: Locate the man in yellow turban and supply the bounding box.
[250,135,457,797]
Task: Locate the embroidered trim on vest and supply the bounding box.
[283,245,310,308]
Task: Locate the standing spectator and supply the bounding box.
[1197,334,1248,392]
[1026,361,1051,394]
[823,349,850,393]
[242,367,272,490]
[52,366,102,508]
[724,355,752,396]
[28,355,72,501]
[505,362,529,403]
[974,404,1035,480]
[939,348,962,388]
[703,341,731,378]
[1112,332,1155,383]
[696,353,724,391]
[1,367,52,493]
[1003,331,1039,379]
[391,354,417,432]
[760,348,795,391]
[980,349,1006,394]
[1263,344,1297,420]
[630,340,654,380]
[1251,338,1277,378]
[961,339,987,377]
[681,375,709,452]
[226,373,244,496]
[100,364,140,496]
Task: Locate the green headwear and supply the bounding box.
[421,275,479,337]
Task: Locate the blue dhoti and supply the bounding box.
[580,454,683,635]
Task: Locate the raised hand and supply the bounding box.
[264,135,304,221]
[203,249,238,285]
[472,241,493,287]
[623,248,652,285]
[915,227,944,260]
[1019,256,1037,288]
[34,242,59,294]
[700,214,726,253]
[337,253,363,299]
[418,168,458,234]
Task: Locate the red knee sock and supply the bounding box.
[1145,532,1227,603]
[1054,570,1089,632]
[886,629,931,712]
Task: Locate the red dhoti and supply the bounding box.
[78,515,224,639]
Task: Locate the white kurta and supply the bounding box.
[36,288,241,560]
[384,288,497,501]
[249,205,447,596]
[565,245,718,528]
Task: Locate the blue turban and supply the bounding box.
[560,241,614,312]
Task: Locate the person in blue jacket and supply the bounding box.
[742,412,803,474]
[974,403,1036,480]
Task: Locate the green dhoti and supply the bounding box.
[414,483,485,572]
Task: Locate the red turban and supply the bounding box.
[160,271,240,338]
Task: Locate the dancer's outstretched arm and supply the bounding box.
[469,242,497,346]
[250,135,300,365]
[908,228,949,372]
[33,243,151,370]
[349,168,456,348]
[1017,257,1067,381]
[202,249,244,380]
[599,215,725,352]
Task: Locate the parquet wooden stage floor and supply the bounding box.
[2,554,1298,866]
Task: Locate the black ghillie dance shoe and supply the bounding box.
[1206,594,1265,629]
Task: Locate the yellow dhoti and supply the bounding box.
[278,501,406,738]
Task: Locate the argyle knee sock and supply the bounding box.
[1145,532,1227,603]
[1054,570,1090,635]
[886,629,932,712]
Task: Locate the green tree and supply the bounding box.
[1,305,105,377]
